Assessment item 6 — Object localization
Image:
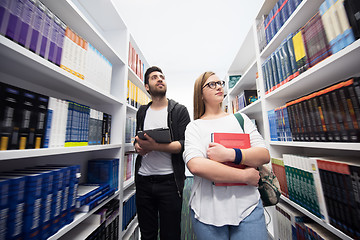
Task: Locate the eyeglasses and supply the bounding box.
[202,81,225,89]
[150,74,165,81]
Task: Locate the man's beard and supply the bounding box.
[148,85,166,98]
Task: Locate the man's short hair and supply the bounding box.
[144,66,163,86]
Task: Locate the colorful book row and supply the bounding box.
[0,0,113,94]
[276,201,341,240]
[268,77,360,143]
[127,80,151,110]
[262,0,359,95]
[272,155,360,239]
[122,193,136,231]
[128,42,145,81]
[0,82,112,150]
[0,164,80,240]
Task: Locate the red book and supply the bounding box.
[211,132,250,186]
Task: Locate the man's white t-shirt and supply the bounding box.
[138,106,173,176]
[183,113,267,226]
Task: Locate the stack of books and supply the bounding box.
[0,0,113,93]
[261,0,359,95]
[0,164,80,240]
[0,82,112,150]
[128,42,145,81]
[272,154,360,239]
[268,77,360,143]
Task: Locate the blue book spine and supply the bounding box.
[274,2,283,33]
[286,33,299,78]
[280,39,292,83]
[5,0,24,41]
[261,64,268,94]
[27,0,42,52]
[46,14,57,63]
[54,17,65,66]
[0,175,26,240]
[38,3,50,57]
[76,184,110,208]
[279,0,289,26]
[43,107,52,148]
[0,179,10,240]
[282,106,293,141]
[274,48,285,86]
[65,101,73,146]
[7,172,43,240]
[0,0,11,36]
[270,53,279,90]
[18,0,35,47]
[78,189,115,213]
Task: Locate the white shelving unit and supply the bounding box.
[225,0,360,239]
[0,0,148,239]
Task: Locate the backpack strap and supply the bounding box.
[234,112,244,132]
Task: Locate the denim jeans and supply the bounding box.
[191,200,267,240]
[135,174,182,240]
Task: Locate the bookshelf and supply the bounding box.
[0,0,148,239]
[225,0,360,239]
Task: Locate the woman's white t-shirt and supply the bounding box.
[183,113,267,226]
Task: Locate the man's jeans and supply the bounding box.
[136,173,182,240]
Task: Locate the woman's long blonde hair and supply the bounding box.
[193,71,215,120]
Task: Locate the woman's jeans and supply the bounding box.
[191,199,268,240]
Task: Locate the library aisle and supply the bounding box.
[1,0,360,240]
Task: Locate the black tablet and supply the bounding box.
[137,127,172,143]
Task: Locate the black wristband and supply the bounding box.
[233,148,242,165]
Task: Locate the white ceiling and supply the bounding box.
[115,0,264,117]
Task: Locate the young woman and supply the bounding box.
[183,71,270,240]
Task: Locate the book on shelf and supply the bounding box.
[284,77,360,143]
[34,93,49,149]
[0,174,26,240]
[0,82,22,150]
[4,0,23,42]
[292,29,308,74]
[344,0,360,40]
[315,157,360,239]
[17,0,35,48]
[271,157,289,198]
[283,153,329,218]
[331,0,356,47]
[0,178,10,240]
[122,194,136,231]
[302,12,332,68]
[276,201,310,240]
[20,89,39,150]
[94,198,120,226]
[76,183,110,209]
[210,132,250,186]
[267,109,278,141]
[256,15,267,52]
[38,3,51,58]
[0,83,48,150]
[303,222,342,240]
[319,0,343,54]
[87,158,119,191]
[12,168,56,239]
[285,33,300,80]
[124,153,135,181]
[3,171,44,239]
[27,0,44,54]
[77,188,115,213]
[228,75,241,89]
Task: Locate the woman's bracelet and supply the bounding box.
[233,148,242,165]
